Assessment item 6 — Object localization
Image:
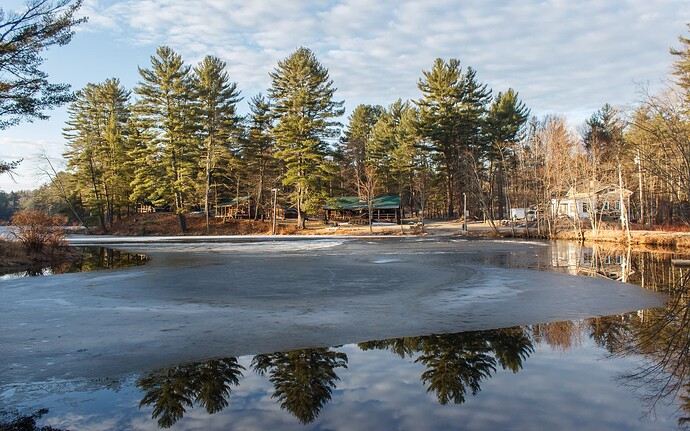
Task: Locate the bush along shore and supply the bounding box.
[0,211,80,276]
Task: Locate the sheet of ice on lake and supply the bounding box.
[0,237,665,384]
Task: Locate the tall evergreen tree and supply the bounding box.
[131,46,198,232]
[485,88,530,219]
[416,59,491,218]
[268,47,344,228]
[242,93,276,219]
[670,23,690,104]
[339,104,384,195]
[582,103,624,162]
[193,55,242,232]
[63,78,131,230]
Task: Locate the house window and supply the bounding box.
[582,202,590,213]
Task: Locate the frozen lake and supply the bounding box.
[1,237,685,430]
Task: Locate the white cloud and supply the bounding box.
[76,0,690,118]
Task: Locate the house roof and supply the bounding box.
[565,183,633,199]
[324,195,401,210]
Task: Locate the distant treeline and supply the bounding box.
[0,191,28,222]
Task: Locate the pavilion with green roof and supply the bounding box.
[323,195,401,224]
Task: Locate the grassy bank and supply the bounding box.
[553,228,690,249]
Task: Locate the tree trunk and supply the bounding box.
[178,212,187,233]
[204,143,212,234]
[297,194,306,229]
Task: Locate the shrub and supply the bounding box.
[10,210,68,254]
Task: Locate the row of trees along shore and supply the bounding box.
[16,26,690,233]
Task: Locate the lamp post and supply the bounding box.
[271,188,278,235]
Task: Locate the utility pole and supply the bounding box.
[619,163,631,243]
[635,149,645,228]
[463,192,467,233]
[271,188,278,235]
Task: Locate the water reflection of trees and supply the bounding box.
[252,348,348,424]
[130,246,690,429]
[555,243,690,428]
[3,247,148,278]
[0,408,69,431]
[137,358,244,428]
[610,268,690,428]
[360,328,534,405]
[61,247,148,274]
[135,330,535,428]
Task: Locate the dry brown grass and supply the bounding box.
[106,213,276,236]
[105,213,409,236]
[10,210,67,253]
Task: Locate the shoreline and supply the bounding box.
[3,219,690,275]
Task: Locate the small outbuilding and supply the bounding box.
[136,200,170,213]
[324,195,401,224]
[215,196,257,220]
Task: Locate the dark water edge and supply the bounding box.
[0,246,148,280]
[3,240,690,430]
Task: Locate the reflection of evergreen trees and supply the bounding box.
[0,409,68,431]
[417,333,497,404]
[64,247,148,274]
[252,348,348,424]
[360,327,534,405]
[7,247,148,278]
[137,358,244,428]
[130,264,690,431]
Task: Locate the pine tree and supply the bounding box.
[485,88,530,219]
[0,0,86,129]
[268,47,344,229]
[193,55,242,232]
[131,46,198,232]
[1,0,86,174]
[416,59,490,218]
[670,23,690,104]
[63,79,131,230]
[242,93,277,219]
[339,104,384,195]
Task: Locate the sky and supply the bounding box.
[1,0,690,192]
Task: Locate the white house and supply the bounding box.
[551,183,632,221]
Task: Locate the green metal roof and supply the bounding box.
[324,195,401,210]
